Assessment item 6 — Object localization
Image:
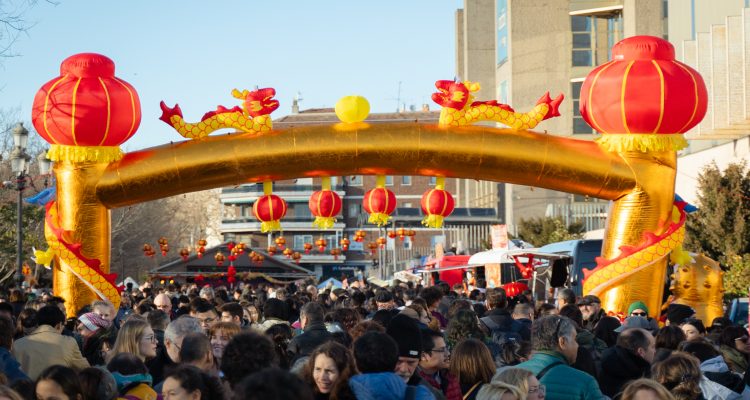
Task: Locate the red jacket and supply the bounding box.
[418,368,462,400]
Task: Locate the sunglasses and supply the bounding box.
[631,312,647,316]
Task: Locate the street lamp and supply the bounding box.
[10,123,31,288]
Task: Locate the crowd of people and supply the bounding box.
[0,280,745,399]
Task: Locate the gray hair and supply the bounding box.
[91,300,114,311]
[164,315,202,343]
[199,286,215,299]
[531,315,577,352]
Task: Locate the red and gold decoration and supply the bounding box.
[235,242,246,253]
[376,236,387,249]
[316,238,328,253]
[354,230,367,242]
[253,181,288,233]
[421,177,455,228]
[32,53,141,163]
[340,238,350,251]
[513,255,536,280]
[158,237,169,256]
[367,242,378,256]
[580,36,708,153]
[330,248,341,260]
[387,230,397,239]
[292,251,302,263]
[179,248,190,261]
[227,266,237,284]
[142,244,155,258]
[309,177,342,229]
[363,176,396,226]
[215,252,226,267]
[197,239,207,258]
[303,243,313,254]
[249,251,264,264]
[502,281,529,298]
[267,246,277,256]
[282,248,294,258]
[275,236,286,250]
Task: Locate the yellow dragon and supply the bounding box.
[35,202,122,309]
[159,87,280,139]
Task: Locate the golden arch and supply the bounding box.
[54,122,675,317]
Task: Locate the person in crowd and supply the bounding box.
[718,326,750,374]
[475,380,523,400]
[598,328,656,399]
[219,302,245,328]
[0,384,23,400]
[651,352,705,400]
[35,365,85,400]
[242,303,261,326]
[537,303,558,318]
[445,309,486,349]
[162,364,226,400]
[77,311,115,366]
[449,338,495,399]
[348,331,433,400]
[266,323,295,370]
[627,301,660,332]
[620,379,676,400]
[678,339,745,399]
[232,368,313,400]
[288,302,332,366]
[254,298,290,332]
[705,317,732,344]
[179,332,215,372]
[7,290,24,318]
[495,337,532,367]
[577,294,620,347]
[301,341,356,400]
[174,295,191,319]
[208,321,240,368]
[78,366,117,400]
[680,318,706,342]
[517,315,604,399]
[147,315,202,385]
[0,316,27,384]
[418,329,461,400]
[91,300,116,324]
[616,316,658,335]
[14,308,37,339]
[655,326,686,363]
[199,286,215,303]
[387,314,431,391]
[558,304,600,378]
[153,294,173,319]
[189,298,219,333]
[512,303,534,330]
[107,352,158,400]
[421,286,447,329]
[107,317,157,363]
[445,299,473,321]
[148,309,170,347]
[13,305,89,379]
[493,367,546,400]
[220,331,279,391]
[481,288,530,342]
[329,307,362,335]
[349,320,386,342]
[556,288,577,310]
[665,304,696,326]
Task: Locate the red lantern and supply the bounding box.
[227,266,237,284]
[179,248,190,261]
[160,244,169,257]
[513,254,536,279]
[340,238,350,252]
[580,36,708,152]
[309,177,342,229]
[197,239,207,247]
[388,231,397,239]
[142,244,153,257]
[283,248,294,258]
[376,237,387,248]
[31,53,142,161]
[227,242,235,252]
[275,236,286,250]
[303,243,313,254]
[316,238,328,253]
[421,177,455,228]
[354,230,366,242]
[215,252,226,267]
[363,176,396,226]
[195,274,205,284]
[236,242,246,253]
[396,227,406,241]
[408,229,416,238]
[196,239,207,258]
[292,251,302,263]
[330,248,341,260]
[267,246,277,256]
[253,181,287,232]
[502,282,529,298]
[367,242,378,256]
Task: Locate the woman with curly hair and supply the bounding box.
[302,341,356,400]
[445,309,486,349]
[621,379,676,400]
[651,352,705,400]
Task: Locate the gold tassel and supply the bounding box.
[595,134,687,153]
[313,216,336,230]
[422,214,445,229]
[260,220,281,233]
[368,212,391,227]
[48,145,123,163]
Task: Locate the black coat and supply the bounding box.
[481,309,531,341]
[287,322,332,363]
[597,345,651,399]
[584,309,620,347]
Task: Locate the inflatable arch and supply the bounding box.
[31,36,708,317]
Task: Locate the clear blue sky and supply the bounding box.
[0,1,463,150]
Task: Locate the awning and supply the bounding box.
[467,248,568,266]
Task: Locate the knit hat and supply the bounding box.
[666,303,695,325]
[576,295,601,306]
[386,314,422,358]
[78,312,112,332]
[627,301,649,315]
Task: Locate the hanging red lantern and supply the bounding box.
[408,229,416,237]
[303,243,313,254]
[283,248,294,258]
[376,237,387,249]
[195,274,205,284]
[179,248,190,261]
[396,227,406,241]
[197,239,207,247]
[340,238,350,251]
[146,249,156,258]
[143,244,153,257]
[31,53,142,163]
[227,266,237,284]
[421,177,455,228]
[363,175,396,226]
[228,254,237,262]
[275,236,286,250]
[215,252,226,267]
[513,254,536,279]
[316,238,328,253]
[267,246,277,256]
[236,242,246,253]
[309,176,342,229]
[388,231,397,239]
[253,181,287,232]
[197,239,207,258]
[160,244,169,257]
[292,251,302,263]
[502,281,529,298]
[330,248,341,260]
[354,230,366,242]
[580,36,708,153]
[227,242,235,252]
[367,242,378,256]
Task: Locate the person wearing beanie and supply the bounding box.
[665,303,696,326]
[626,301,659,333]
[77,312,113,340]
[386,315,423,383]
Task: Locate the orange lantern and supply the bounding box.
[275,236,286,250]
[236,242,246,253]
[292,251,302,263]
[387,231,397,239]
[160,244,169,257]
[253,181,288,232]
[330,248,341,260]
[142,244,153,257]
[421,177,455,228]
[355,230,367,242]
[376,237,387,248]
[316,238,328,253]
[283,248,294,258]
[408,229,416,237]
[267,246,277,256]
[303,243,313,254]
[215,252,226,267]
[367,242,378,256]
[396,227,406,241]
[363,175,396,226]
[197,239,207,247]
[179,248,190,261]
[197,239,207,258]
[309,176,342,229]
[580,36,708,153]
[31,53,141,162]
[340,238,350,251]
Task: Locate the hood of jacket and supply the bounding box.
[701,355,730,373]
[349,372,432,400]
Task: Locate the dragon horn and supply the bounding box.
[231,89,243,99]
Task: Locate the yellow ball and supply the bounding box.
[335,95,370,123]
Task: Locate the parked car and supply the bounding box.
[729,297,748,327]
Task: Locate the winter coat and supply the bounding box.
[12,325,89,379]
[517,351,603,400]
[349,372,435,400]
[654,347,674,363]
[417,368,461,400]
[699,355,744,398]
[0,347,27,384]
[118,382,158,400]
[480,308,530,341]
[720,345,749,374]
[597,345,651,399]
[583,309,620,347]
[252,318,290,333]
[699,376,741,400]
[287,322,332,363]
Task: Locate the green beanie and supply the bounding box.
[628,301,649,315]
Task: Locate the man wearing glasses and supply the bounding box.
[189,298,219,333]
[627,301,659,332]
[417,329,461,400]
[578,295,620,347]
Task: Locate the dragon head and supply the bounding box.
[431,80,479,110]
[233,88,280,117]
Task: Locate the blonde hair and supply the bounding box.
[107,318,151,362]
[494,367,533,395]
[476,380,524,400]
[0,384,23,400]
[621,378,676,400]
[651,353,701,400]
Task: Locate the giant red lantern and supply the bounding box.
[502,282,529,298]
[363,175,396,226]
[31,53,142,162]
[580,36,708,153]
[253,181,287,232]
[421,177,455,228]
[309,177,342,229]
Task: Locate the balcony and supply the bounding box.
[385,207,500,223]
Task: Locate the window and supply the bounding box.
[607,15,623,60]
[571,15,593,67]
[294,235,313,250]
[385,176,393,186]
[429,176,437,185]
[571,80,593,134]
[293,203,311,218]
[401,176,412,185]
[497,0,508,64]
[403,202,413,208]
[499,80,508,104]
[348,176,362,186]
[349,204,361,218]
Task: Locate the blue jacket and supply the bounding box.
[517,351,603,400]
[349,372,435,400]
[0,347,28,384]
